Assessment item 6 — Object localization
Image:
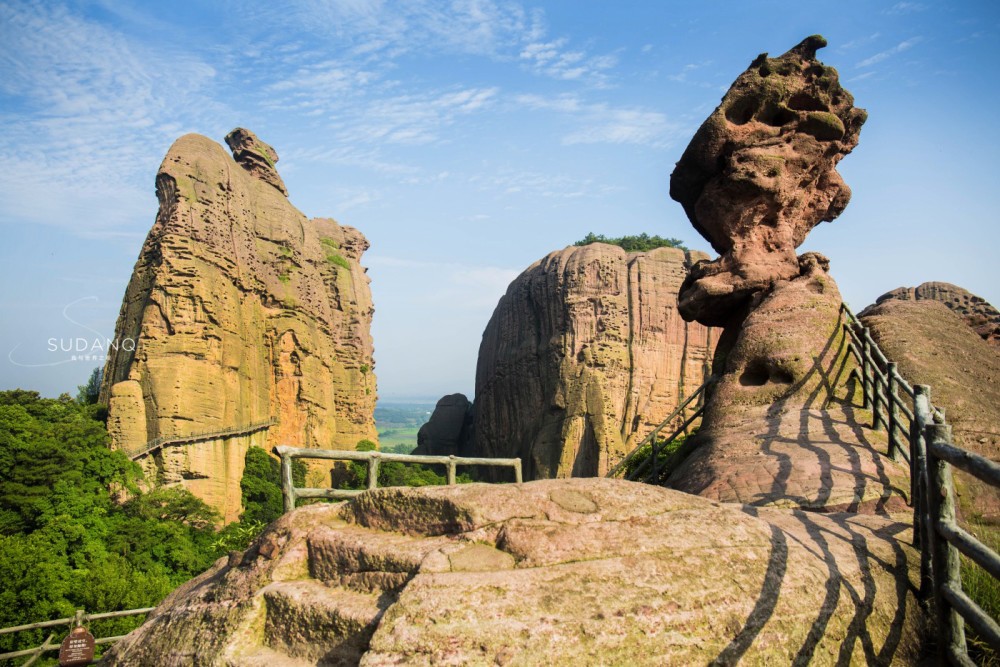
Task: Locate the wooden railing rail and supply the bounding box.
[605,375,715,483]
[841,302,1000,663]
[273,446,523,514]
[130,418,277,461]
[0,607,154,664]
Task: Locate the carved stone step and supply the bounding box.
[260,579,383,664]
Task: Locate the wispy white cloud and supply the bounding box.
[0,1,228,238]
[514,94,681,148]
[884,2,928,15]
[477,168,623,199]
[345,87,500,145]
[857,36,923,67]
[519,38,617,85]
[665,60,714,87]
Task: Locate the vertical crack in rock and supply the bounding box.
[474,244,717,480]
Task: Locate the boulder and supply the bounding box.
[101,479,924,665]
[863,281,1000,347]
[474,244,718,480]
[412,394,474,457]
[670,35,867,326]
[100,131,377,520]
[861,298,1000,522]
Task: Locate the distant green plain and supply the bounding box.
[375,402,434,454]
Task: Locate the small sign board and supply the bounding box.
[59,626,96,666]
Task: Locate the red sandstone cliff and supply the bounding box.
[100,129,377,521]
[474,243,717,480]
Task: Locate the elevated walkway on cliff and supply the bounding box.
[128,419,277,461]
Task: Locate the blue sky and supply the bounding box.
[1,0,998,400]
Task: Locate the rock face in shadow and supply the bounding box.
[668,255,909,512]
[99,131,377,521]
[864,281,1000,348]
[670,35,866,327]
[101,479,924,666]
[412,394,474,457]
[474,244,718,480]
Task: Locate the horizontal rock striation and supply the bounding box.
[474,244,718,480]
[101,479,924,665]
[100,130,377,521]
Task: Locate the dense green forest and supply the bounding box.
[0,385,458,659]
[574,232,687,252]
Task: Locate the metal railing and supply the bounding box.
[273,445,523,514]
[842,303,1000,664]
[0,607,154,665]
[605,375,715,484]
[130,418,276,461]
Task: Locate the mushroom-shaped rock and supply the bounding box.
[670,35,866,326]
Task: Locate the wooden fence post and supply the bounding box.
[926,423,968,659]
[887,362,900,460]
[280,451,295,514]
[913,384,933,599]
[447,456,457,485]
[514,459,523,484]
[367,455,380,491]
[862,327,873,411]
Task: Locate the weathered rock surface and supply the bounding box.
[412,393,474,457]
[864,281,1000,347]
[101,479,924,666]
[861,298,1000,521]
[668,255,910,512]
[99,131,377,521]
[474,244,718,480]
[670,35,866,326]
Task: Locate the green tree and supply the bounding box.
[76,366,103,405]
[574,232,687,252]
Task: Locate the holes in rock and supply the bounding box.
[739,360,795,386]
[740,361,768,386]
[787,93,829,112]
[758,105,797,127]
[725,97,759,125]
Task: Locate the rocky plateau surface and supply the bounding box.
[100,129,377,520]
[101,479,924,666]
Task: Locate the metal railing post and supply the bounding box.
[926,423,967,660]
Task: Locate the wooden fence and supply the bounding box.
[0,607,154,665]
[841,303,1000,664]
[605,375,715,483]
[273,445,523,514]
